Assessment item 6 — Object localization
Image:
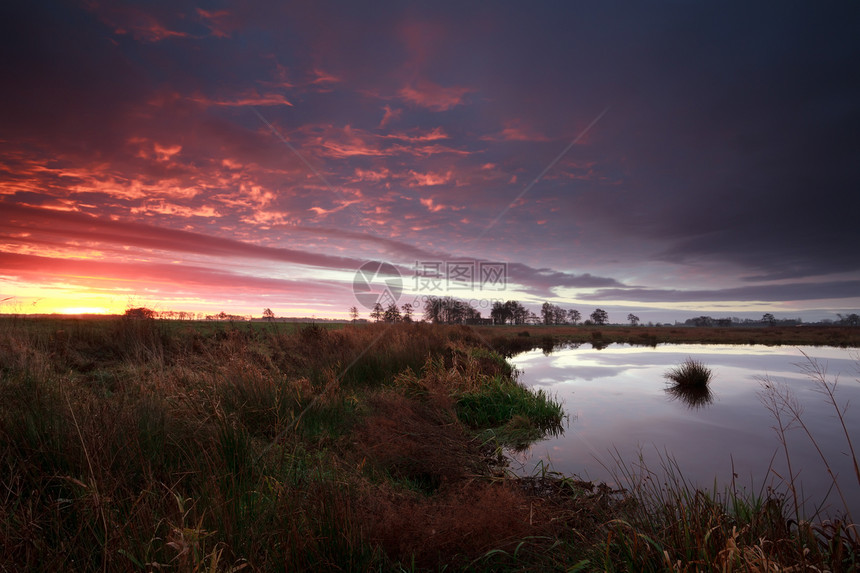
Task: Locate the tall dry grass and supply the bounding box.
[0,318,568,571]
[1,316,856,571]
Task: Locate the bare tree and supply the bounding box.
[349,306,359,323]
[627,313,640,326]
[567,309,581,325]
[263,308,276,322]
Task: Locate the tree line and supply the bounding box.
[684,313,860,327]
[125,307,250,321]
[354,296,617,326]
[684,314,801,327]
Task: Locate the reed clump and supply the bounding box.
[664,357,713,387]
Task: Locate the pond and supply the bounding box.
[509,343,860,520]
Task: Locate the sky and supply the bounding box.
[1,1,859,323]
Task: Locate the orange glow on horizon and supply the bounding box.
[1,294,128,316]
[58,306,113,315]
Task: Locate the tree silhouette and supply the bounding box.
[567,309,581,325]
[384,303,401,323]
[402,303,413,322]
[541,302,571,325]
[590,308,608,325]
[507,300,529,325]
[262,308,275,322]
[422,296,482,324]
[541,302,553,325]
[124,307,155,320]
[491,301,510,325]
[423,296,442,323]
[370,303,384,323]
[490,300,528,325]
[349,306,359,323]
[627,313,640,326]
[837,313,860,326]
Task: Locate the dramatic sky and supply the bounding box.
[1,1,859,322]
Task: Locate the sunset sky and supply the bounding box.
[2,2,859,322]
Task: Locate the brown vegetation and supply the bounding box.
[0,316,856,571]
[475,324,860,354]
[0,317,584,571]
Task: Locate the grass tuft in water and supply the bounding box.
[664,357,712,387]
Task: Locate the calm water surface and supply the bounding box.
[509,343,860,519]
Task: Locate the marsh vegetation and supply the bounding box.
[664,357,713,386]
[0,317,857,571]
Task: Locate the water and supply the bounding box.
[509,343,860,520]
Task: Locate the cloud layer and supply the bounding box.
[1,1,858,319]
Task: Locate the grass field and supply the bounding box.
[0,316,857,571]
[473,324,860,354]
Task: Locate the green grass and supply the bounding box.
[456,376,564,445]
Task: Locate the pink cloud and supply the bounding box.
[398,80,474,111]
[131,21,190,42]
[190,90,292,107]
[130,200,219,219]
[196,8,234,38]
[409,170,453,187]
[0,203,370,271]
[549,158,601,181]
[310,68,341,85]
[387,143,473,157]
[481,120,550,142]
[379,105,402,128]
[417,196,464,213]
[298,123,469,159]
[0,251,346,299]
[383,127,449,142]
[154,143,182,161]
[308,199,361,218]
[89,5,193,43]
[352,168,390,182]
[300,124,391,158]
[419,197,445,212]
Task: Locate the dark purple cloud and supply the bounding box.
[582,281,860,303]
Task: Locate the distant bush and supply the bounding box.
[124,307,156,319]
